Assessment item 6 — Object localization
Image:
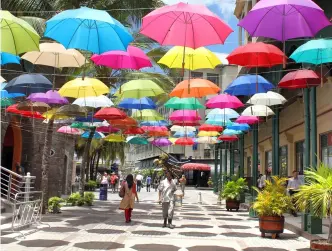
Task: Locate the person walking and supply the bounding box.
[287,170,303,217]
[179,175,187,196]
[259,169,271,190]
[135,173,143,192]
[146,176,152,192]
[158,171,177,229]
[154,178,159,192]
[119,174,139,223]
[101,172,109,187]
[110,172,118,193]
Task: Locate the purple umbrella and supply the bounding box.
[28,90,69,104]
[151,138,172,147]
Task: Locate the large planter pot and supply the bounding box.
[310,239,332,251]
[226,199,240,211]
[259,215,284,239]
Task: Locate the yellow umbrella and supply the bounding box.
[59,77,109,98]
[158,46,222,70]
[43,108,71,120]
[104,134,125,142]
[168,138,177,145]
[197,131,220,137]
[132,109,163,121]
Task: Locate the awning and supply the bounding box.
[181,163,211,171]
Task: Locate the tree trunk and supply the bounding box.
[90,152,97,182]
[94,150,101,180]
[79,127,96,197]
[41,118,54,213]
[86,153,92,182]
[328,219,332,243]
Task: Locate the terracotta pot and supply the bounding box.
[259,215,284,239]
[226,199,240,211]
[310,239,332,251]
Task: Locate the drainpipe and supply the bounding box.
[213,144,219,193]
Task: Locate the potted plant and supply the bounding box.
[221,177,248,211]
[48,197,63,213]
[252,176,293,239]
[294,164,332,251]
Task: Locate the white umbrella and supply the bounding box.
[170,125,196,132]
[22,42,86,68]
[73,95,114,108]
[0,75,6,83]
[197,136,218,144]
[242,105,275,117]
[206,108,240,119]
[247,91,286,106]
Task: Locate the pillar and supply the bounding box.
[239,134,245,178]
[304,88,310,168]
[230,143,235,176]
[272,107,280,175]
[214,144,219,193]
[252,124,259,193]
[310,87,317,168]
[219,146,223,189]
[224,148,228,182]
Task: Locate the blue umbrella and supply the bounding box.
[207,108,240,120]
[118,97,156,110]
[75,113,102,123]
[223,129,242,135]
[140,120,168,126]
[44,7,133,54]
[81,131,105,139]
[173,131,196,138]
[227,122,250,131]
[4,74,52,95]
[0,90,25,98]
[206,118,232,127]
[224,75,274,96]
[1,52,20,65]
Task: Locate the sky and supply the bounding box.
[162,0,239,54]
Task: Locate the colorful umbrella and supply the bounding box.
[104,134,125,142]
[199,124,223,132]
[28,90,69,104]
[140,2,233,48]
[6,104,44,119]
[224,75,274,96]
[141,126,168,132]
[151,138,172,147]
[75,113,102,123]
[158,46,221,70]
[218,135,238,142]
[164,97,204,110]
[206,118,232,127]
[17,101,51,113]
[123,127,145,135]
[54,104,87,117]
[115,80,165,99]
[59,77,109,98]
[0,76,6,83]
[227,123,250,131]
[235,116,259,125]
[1,90,25,98]
[126,136,148,145]
[197,131,220,137]
[91,46,152,70]
[223,129,242,135]
[206,93,243,109]
[96,125,120,134]
[73,95,114,108]
[132,109,163,121]
[170,125,196,132]
[57,126,83,135]
[242,105,274,117]
[147,131,169,137]
[44,7,133,54]
[140,120,168,126]
[0,98,14,107]
[174,131,196,138]
[81,131,105,139]
[247,91,286,106]
[0,52,20,65]
[196,137,218,144]
[1,11,40,55]
[207,108,240,119]
[278,70,320,89]
[181,163,211,171]
[175,137,195,146]
[94,107,127,120]
[118,97,156,110]
[172,120,201,126]
[109,117,138,129]
[170,79,220,98]
[170,110,201,121]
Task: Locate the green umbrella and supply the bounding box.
[1,11,40,55]
[126,136,148,145]
[114,80,165,99]
[164,97,204,110]
[132,109,163,121]
[1,98,14,107]
[71,122,91,129]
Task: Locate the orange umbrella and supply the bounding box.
[109,117,137,130]
[170,79,220,98]
[148,130,169,137]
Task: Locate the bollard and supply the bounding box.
[25,172,31,202]
[198,192,202,204]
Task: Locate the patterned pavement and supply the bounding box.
[0,189,310,251]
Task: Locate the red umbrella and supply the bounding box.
[218,135,238,142]
[94,108,127,120]
[96,125,120,133]
[123,127,145,135]
[6,104,44,119]
[172,120,201,126]
[199,124,223,132]
[181,163,211,171]
[109,117,138,129]
[148,131,170,137]
[227,42,286,68]
[175,137,195,146]
[278,69,320,89]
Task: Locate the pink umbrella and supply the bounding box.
[170,110,201,121]
[206,94,244,109]
[57,126,82,135]
[141,126,168,132]
[90,46,152,70]
[96,125,120,133]
[235,115,259,125]
[140,2,233,49]
[28,90,69,104]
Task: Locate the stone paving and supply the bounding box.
[0,189,310,251]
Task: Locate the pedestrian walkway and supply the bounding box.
[1,189,310,251]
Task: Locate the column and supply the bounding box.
[239,134,245,178]
[224,148,228,182]
[219,146,223,190]
[252,124,259,193]
[310,87,317,168]
[272,107,280,175]
[238,26,243,46]
[214,145,219,193]
[304,89,311,168]
[230,143,235,176]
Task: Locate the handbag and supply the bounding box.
[119,183,125,198]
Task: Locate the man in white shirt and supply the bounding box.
[158,171,177,229]
[287,170,303,217]
[136,174,143,192]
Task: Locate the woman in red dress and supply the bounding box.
[119,174,139,223]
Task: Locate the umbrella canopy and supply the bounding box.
[91,46,152,70]
[235,115,259,125]
[223,129,242,135]
[73,95,114,108]
[242,105,275,117]
[28,90,69,104]
[196,137,218,144]
[57,126,83,135]
[123,127,145,135]
[44,7,133,54]
[172,120,201,126]
[17,101,50,113]
[4,73,52,95]
[170,110,201,121]
[226,42,286,68]
[96,125,119,133]
[54,104,88,117]
[1,90,25,98]
[22,42,85,68]
[132,109,163,121]
[206,93,243,109]
[104,134,125,142]
[140,2,233,48]
[170,79,220,98]
[224,75,274,96]
[140,120,168,126]
[109,117,138,129]
[181,163,211,171]
[59,77,109,98]
[81,131,105,139]
[218,135,238,142]
[175,137,195,146]
[0,76,6,83]
[199,124,223,132]
[227,123,250,131]
[158,46,221,70]
[6,104,44,119]
[1,52,20,65]
[94,107,127,120]
[207,108,240,119]
[174,131,196,138]
[247,91,286,106]
[151,138,172,147]
[238,0,330,42]
[142,126,168,132]
[126,136,148,145]
[114,80,165,99]
[75,112,102,122]
[147,131,169,137]
[197,131,219,137]
[0,97,14,107]
[118,97,156,110]
[206,118,232,127]
[164,97,204,110]
[278,69,320,89]
[170,125,196,132]
[1,11,40,55]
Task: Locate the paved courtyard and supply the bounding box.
[1,189,310,251]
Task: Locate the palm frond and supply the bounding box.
[19,16,46,36]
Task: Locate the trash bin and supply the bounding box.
[99,184,108,201]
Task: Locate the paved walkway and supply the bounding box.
[1,189,310,251]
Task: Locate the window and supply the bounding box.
[207,73,219,85]
[321,132,332,167]
[191,71,203,78]
[265,151,272,172]
[295,140,305,173]
[279,145,288,177]
[204,149,211,158]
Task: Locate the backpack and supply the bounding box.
[119,182,125,198]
